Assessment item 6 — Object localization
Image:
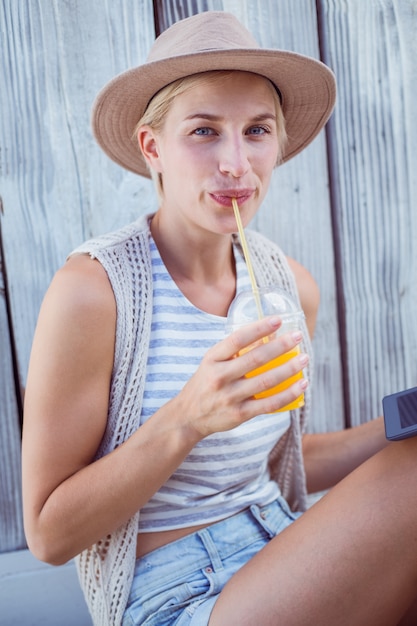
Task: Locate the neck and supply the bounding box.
[150,211,235,282]
[150,211,237,316]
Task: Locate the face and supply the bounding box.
[139,71,281,236]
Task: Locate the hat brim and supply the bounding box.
[92,48,336,178]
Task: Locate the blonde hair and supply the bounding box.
[134,71,287,200]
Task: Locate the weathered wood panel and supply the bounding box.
[319,0,417,425]
[0,0,157,390]
[0,234,25,551]
[155,0,222,35]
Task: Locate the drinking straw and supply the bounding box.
[232,198,264,320]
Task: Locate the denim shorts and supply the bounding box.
[122,496,301,626]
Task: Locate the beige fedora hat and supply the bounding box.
[92,11,336,178]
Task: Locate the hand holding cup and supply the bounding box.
[226,286,306,412]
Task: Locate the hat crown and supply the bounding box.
[147,12,259,63]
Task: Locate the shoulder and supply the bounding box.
[286,257,320,338]
[43,254,116,336]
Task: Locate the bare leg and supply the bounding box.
[209,438,417,626]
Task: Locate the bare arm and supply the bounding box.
[22,255,205,564]
[22,254,307,565]
[302,417,389,493]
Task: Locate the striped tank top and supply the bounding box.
[138,236,290,531]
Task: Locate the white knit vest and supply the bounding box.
[70,213,313,626]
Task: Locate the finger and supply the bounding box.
[244,376,309,416]
[214,315,285,362]
[231,331,304,380]
[234,349,308,401]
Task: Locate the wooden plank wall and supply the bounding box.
[0,0,416,553]
[0,229,24,552]
[320,0,417,425]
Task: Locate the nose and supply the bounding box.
[218,135,250,178]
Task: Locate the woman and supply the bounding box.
[22,11,417,626]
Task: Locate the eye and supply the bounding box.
[193,127,216,136]
[247,125,270,136]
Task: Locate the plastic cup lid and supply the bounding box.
[226,285,303,328]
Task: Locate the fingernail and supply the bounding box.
[291,331,302,342]
[268,315,282,327]
[299,353,309,367]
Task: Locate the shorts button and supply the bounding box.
[205,566,213,573]
[260,512,267,520]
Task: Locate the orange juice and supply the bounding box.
[240,345,305,412]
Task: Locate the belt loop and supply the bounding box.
[250,504,276,538]
[197,528,224,572]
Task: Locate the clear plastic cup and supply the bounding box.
[226,286,305,412]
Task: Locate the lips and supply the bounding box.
[210,189,254,207]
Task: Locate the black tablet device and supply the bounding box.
[382,386,417,441]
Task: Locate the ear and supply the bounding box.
[137,126,162,173]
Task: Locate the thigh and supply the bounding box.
[209,440,417,626]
